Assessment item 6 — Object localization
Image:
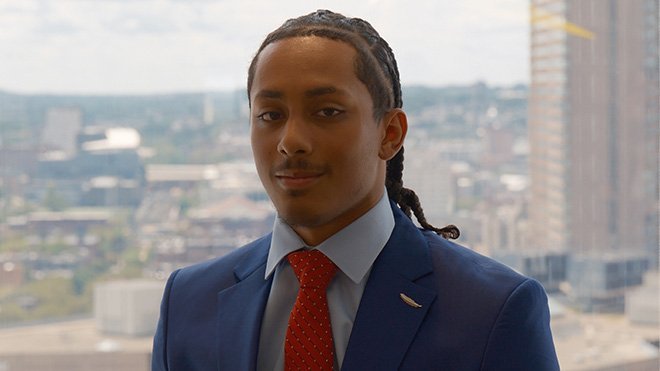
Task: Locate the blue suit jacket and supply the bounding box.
[152,203,559,370]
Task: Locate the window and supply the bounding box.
[0,1,657,370]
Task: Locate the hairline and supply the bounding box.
[247,33,391,122]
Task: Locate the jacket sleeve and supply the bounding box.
[480,278,560,370]
[151,269,180,371]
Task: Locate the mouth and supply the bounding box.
[274,171,323,190]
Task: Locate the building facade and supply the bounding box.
[529,0,659,263]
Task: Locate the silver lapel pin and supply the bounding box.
[399,293,422,308]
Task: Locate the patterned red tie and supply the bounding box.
[285,249,338,370]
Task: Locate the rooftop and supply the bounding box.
[81,127,141,152]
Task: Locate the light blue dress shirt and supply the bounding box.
[256,193,395,371]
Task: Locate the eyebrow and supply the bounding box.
[254,90,283,100]
[305,86,341,98]
[253,86,346,100]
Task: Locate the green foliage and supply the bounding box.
[0,235,29,253]
[43,186,69,211]
[72,259,112,295]
[0,277,91,323]
[179,193,199,216]
[39,241,70,254]
[0,213,145,323]
[103,248,146,280]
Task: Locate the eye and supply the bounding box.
[256,111,284,122]
[315,107,344,118]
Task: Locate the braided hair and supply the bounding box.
[247,10,459,239]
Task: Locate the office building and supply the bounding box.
[41,107,83,158]
[94,280,165,337]
[528,0,659,263]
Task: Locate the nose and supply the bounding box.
[277,116,312,156]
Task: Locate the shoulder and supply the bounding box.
[386,203,533,298]
[420,229,531,294]
[412,228,551,326]
[416,230,558,369]
[166,233,271,295]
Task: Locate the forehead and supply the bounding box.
[250,36,362,97]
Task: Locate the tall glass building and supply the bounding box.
[529,0,659,264]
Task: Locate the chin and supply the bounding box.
[275,202,328,228]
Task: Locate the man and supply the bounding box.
[152,10,559,370]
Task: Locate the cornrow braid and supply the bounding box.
[386,148,460,239]
[247,9,459,240]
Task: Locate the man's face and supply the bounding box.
[249,36,388,246]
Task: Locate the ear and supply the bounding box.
[378,108,408,161]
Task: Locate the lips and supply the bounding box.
[274,170,323,190]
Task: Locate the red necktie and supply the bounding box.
[285,249,338,370]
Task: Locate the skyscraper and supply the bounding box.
[528,0,659,261]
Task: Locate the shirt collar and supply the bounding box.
[265,191,395,284]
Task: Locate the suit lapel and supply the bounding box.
[216,239,272,371]
[342,206,437,370]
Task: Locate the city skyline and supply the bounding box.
[0,0,529,94]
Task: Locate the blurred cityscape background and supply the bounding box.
[0,0,658,370]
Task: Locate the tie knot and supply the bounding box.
[287,249,337,289]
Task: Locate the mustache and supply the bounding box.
[272,159,328,174]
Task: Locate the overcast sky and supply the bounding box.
[0,0,529,95]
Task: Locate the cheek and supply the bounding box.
[354,125,382,159]
[334,131,381,177]
[251,126,275,154]
[251,134,273,175]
